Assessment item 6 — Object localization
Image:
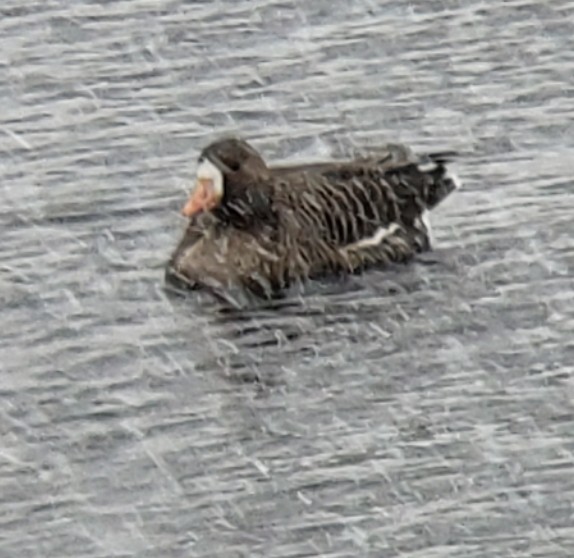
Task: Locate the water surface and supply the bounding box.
[1,0,573,556]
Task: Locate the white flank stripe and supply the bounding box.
[343,223,401,252]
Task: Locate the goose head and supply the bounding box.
[181,138,272,226]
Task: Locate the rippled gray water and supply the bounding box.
[1,0,574,556]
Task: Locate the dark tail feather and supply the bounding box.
[428,151,459,164]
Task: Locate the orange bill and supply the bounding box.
[181,178,220,217]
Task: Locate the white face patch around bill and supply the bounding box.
[196,157,224,198]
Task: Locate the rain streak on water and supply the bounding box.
[1,0,574,556]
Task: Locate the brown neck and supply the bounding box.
[214,177,276,230]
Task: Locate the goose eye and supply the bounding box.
[227,160,241,172]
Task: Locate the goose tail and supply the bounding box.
[417,151,461,209]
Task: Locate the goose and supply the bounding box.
[165,137,460,298]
